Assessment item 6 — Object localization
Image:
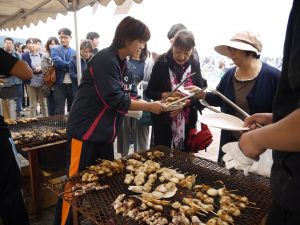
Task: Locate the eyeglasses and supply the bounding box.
[59,35,70,40]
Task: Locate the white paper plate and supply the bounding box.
[199,113,249,131]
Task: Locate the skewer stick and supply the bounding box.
[246,205,260,210]
[210,211,218,216]
[58,188,77,196]
[248,201,257,205]
[195,211,206,216]
[215,180,224,185]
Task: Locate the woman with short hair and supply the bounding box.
[54,16,166,225]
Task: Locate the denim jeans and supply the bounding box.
[15,84,23,113]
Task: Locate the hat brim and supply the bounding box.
[214,41,259,57]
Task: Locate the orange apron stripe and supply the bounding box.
[69,138,83,177]
[61,138,83,225]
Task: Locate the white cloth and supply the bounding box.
[126,110,142,119]
[222,142,254,175]
[222,141,273,177]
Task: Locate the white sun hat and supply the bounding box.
[214,31,263,57]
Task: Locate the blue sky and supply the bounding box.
[1,0,293,56]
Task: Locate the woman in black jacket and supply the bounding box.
[145,29,206,152]
[55,16,166,225]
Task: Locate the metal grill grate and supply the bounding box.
[47,146,272,225]
[9,115,67,148]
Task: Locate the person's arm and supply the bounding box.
[129,99,166,114]
[51,47,69,70]
[91,53,131,112]
[239,108,300,159]
[69,58,77,79]
[0,48,32,80]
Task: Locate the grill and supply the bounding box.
[8,115,67,149]
[47,146,272,225]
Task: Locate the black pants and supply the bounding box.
[54,84,73,115]
[266,201,300,225]
[54,138,114,225]
[0,138,29,225]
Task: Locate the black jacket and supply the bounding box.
[67,45,131,144]
[271,0,300,212]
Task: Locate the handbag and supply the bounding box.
[187,123,213,152]
[43,65,56,87]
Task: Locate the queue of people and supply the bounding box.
[1,29,101,118]
[1,1,300,223]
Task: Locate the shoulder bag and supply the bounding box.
[43,64,56,87]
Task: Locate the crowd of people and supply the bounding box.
[0,30,100,119]
[1,0,300,224]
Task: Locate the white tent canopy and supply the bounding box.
[0,0,143,81]
[0,0,142,30]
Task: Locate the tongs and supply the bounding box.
[199,99,221,113]
[210,89,250,118]
[161,72,196,103]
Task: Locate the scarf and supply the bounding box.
[169,65,192,150]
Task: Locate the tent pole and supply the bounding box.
[73,11,82,84]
